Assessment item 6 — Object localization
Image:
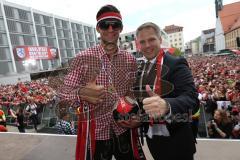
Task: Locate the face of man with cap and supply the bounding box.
[96,5,123,55]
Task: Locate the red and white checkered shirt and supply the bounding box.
[59,44,137,140]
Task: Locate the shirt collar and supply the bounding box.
[142,56,156,63]
[99,44,122,57]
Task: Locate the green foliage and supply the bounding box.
[173,47,183,57]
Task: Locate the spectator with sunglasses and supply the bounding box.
[59,4,145,160]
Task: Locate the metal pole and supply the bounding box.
[201,102,209,138]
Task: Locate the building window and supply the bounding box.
[62,20,68,29]
[36,25,42,35]
[79,41,85,48]
[63,30,70,38]
[89,35,94,42]
[23,35,35,45]
[21,23,31,34]
[132,34,135,39]
[59,39,66,48]
[0,47,11,60]
[71,23,77,31]
[43,16,51,25]
[46,27,54,36]
[0,19,5,31]
[67,49,73,57]
[34,14,40,24]
[90,42,95,47]
[4,6,14,18]
[55,19,62,28]
[78,33,84,40]
[10,34,19,45]
[72,32,77,39]
[38,37,48,46]
[84,26,90,33]
[74,40,79,48]
[47,38,56,47]
[42,26,46,35]
[57,29,64,38]
[0,33,8,45]
[130,42,133,50]
[18,9,29,21]
[76,24,83,32]
[0,7,2,16]
[65,40,72,48]
[7,20,17,32]
[0,61,13,74]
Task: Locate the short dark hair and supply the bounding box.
[136,22,161,38]
[96,5,120,20]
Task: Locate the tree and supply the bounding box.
[173,47,183,57]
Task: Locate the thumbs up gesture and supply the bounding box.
[78,75,105,104]
[142,85,170,118]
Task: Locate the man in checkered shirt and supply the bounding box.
[59,4,146,160]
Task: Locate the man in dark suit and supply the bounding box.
[134,22,199,160]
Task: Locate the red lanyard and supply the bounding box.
[154,49,164,96]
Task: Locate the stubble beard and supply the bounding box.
[102,39,118,54]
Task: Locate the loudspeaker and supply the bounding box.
[237,37,240,47]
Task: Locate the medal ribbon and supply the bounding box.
[154,49,164,95]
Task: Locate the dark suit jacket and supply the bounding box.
[136,52,199,158]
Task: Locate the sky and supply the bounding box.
[3,0,240,43]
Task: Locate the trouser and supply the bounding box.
[30,114,38,130]
[146,136,194,160]
[18,126,25,133]
[92,130,145,160]
[0,121,6,127]
[93,130,134,160]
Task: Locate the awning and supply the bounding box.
[231,49,240,55]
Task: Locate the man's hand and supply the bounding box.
[78,76,105,104]
[142,85,169,118]
[117,116,141,128]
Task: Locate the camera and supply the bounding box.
[235,81,240,90]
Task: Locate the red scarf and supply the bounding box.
[149,49,165,125]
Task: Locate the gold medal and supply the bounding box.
[108,85,116,93]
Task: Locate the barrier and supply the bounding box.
[0,133,240,160]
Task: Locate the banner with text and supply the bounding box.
[13,46,59,61]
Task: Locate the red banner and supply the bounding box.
[13,46,59,61]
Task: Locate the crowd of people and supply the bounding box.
[0,79,56,132]
[0,79,56,107]
[188,55,240,139]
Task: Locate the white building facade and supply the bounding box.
[163,25,184,52]
[0,0,97,77]
[215,17,225,52]
[199,28,215,54]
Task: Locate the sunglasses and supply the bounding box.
[98,20,122,30]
